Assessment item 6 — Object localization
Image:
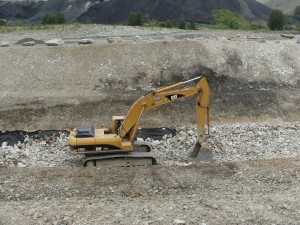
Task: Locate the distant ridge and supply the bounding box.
[0,0,272,25]
[77,0,271,24]
[256,0,300,14]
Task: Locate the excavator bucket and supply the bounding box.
[190,141,213,162]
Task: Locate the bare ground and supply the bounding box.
[0,157,300,225]
[0,26,300,224]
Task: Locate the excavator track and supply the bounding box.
[83,151,157,167]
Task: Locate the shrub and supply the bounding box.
[127,11,143,26]
[158,22,165,27]
[157,20,173,28]
[294,6,300,20]
[178,16,186,29]
[143,19,158,27]
[165,20,173,28]
[249,22,268,30]
[42,12,66,25]
[187,22,196,30]
[268,9,284,30]
[0,19,6,26]
[212,9,248,29]
[283,24,297,30]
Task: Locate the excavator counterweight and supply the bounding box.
[69,75,211,167]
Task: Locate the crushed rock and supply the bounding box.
[151,122,300,165]
[0,122,299,167]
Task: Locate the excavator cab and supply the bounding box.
[75,127,95,138]
[111,116,125,134]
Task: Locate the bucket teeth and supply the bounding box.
[190,142,202,158]
[190,142,213,162]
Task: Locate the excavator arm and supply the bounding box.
[119,75,210,143]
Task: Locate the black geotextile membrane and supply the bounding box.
[0,128,176,146]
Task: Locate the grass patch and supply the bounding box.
[0,24,82,33]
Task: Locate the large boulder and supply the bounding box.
[16,38,45,45]
[78,38,94,45]
[45,38,64,46]
[22,41,36,46]
[0,41,9,47]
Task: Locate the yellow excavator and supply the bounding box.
[69,75,210,167]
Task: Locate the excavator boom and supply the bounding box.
[119,75,210,142]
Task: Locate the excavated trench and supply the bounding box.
[0,71,299,131]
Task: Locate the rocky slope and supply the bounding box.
[0,0,271,25]
[77,0,271,24]
[0,0,44,21]
[256,0,300,14]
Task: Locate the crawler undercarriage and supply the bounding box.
[72,142,157,167]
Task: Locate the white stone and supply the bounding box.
[0,41,9,47]
[17,162,25,167]
[173,219,186,224]
[22,41,36,46]
[1,141,7,148]
[134,35,142,41]
[45,38,64,46]
[78,38,94,45]
[107,37,122,43]
[143,208,150,213]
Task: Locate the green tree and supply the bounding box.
[0,19,6,26]
[127,12,143,26]
[268,9,284,30]
[294,6,300,20]
[212,9,248,29]
[165,20,172,28]
[187,22,196,30]
[56,13,66,24]
[178,16,186,29]
[42,12,66,25]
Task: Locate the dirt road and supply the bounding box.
[0,157,299,224]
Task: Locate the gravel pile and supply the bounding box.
[151,122,300,165]
[0,133,83,168]
[0,122,299,167]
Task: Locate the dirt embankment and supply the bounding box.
[0,27,299,130]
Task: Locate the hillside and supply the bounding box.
[78,0,271,24]
[0,0,44,21]
[0,0,271,25]
[256,0,300,14]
